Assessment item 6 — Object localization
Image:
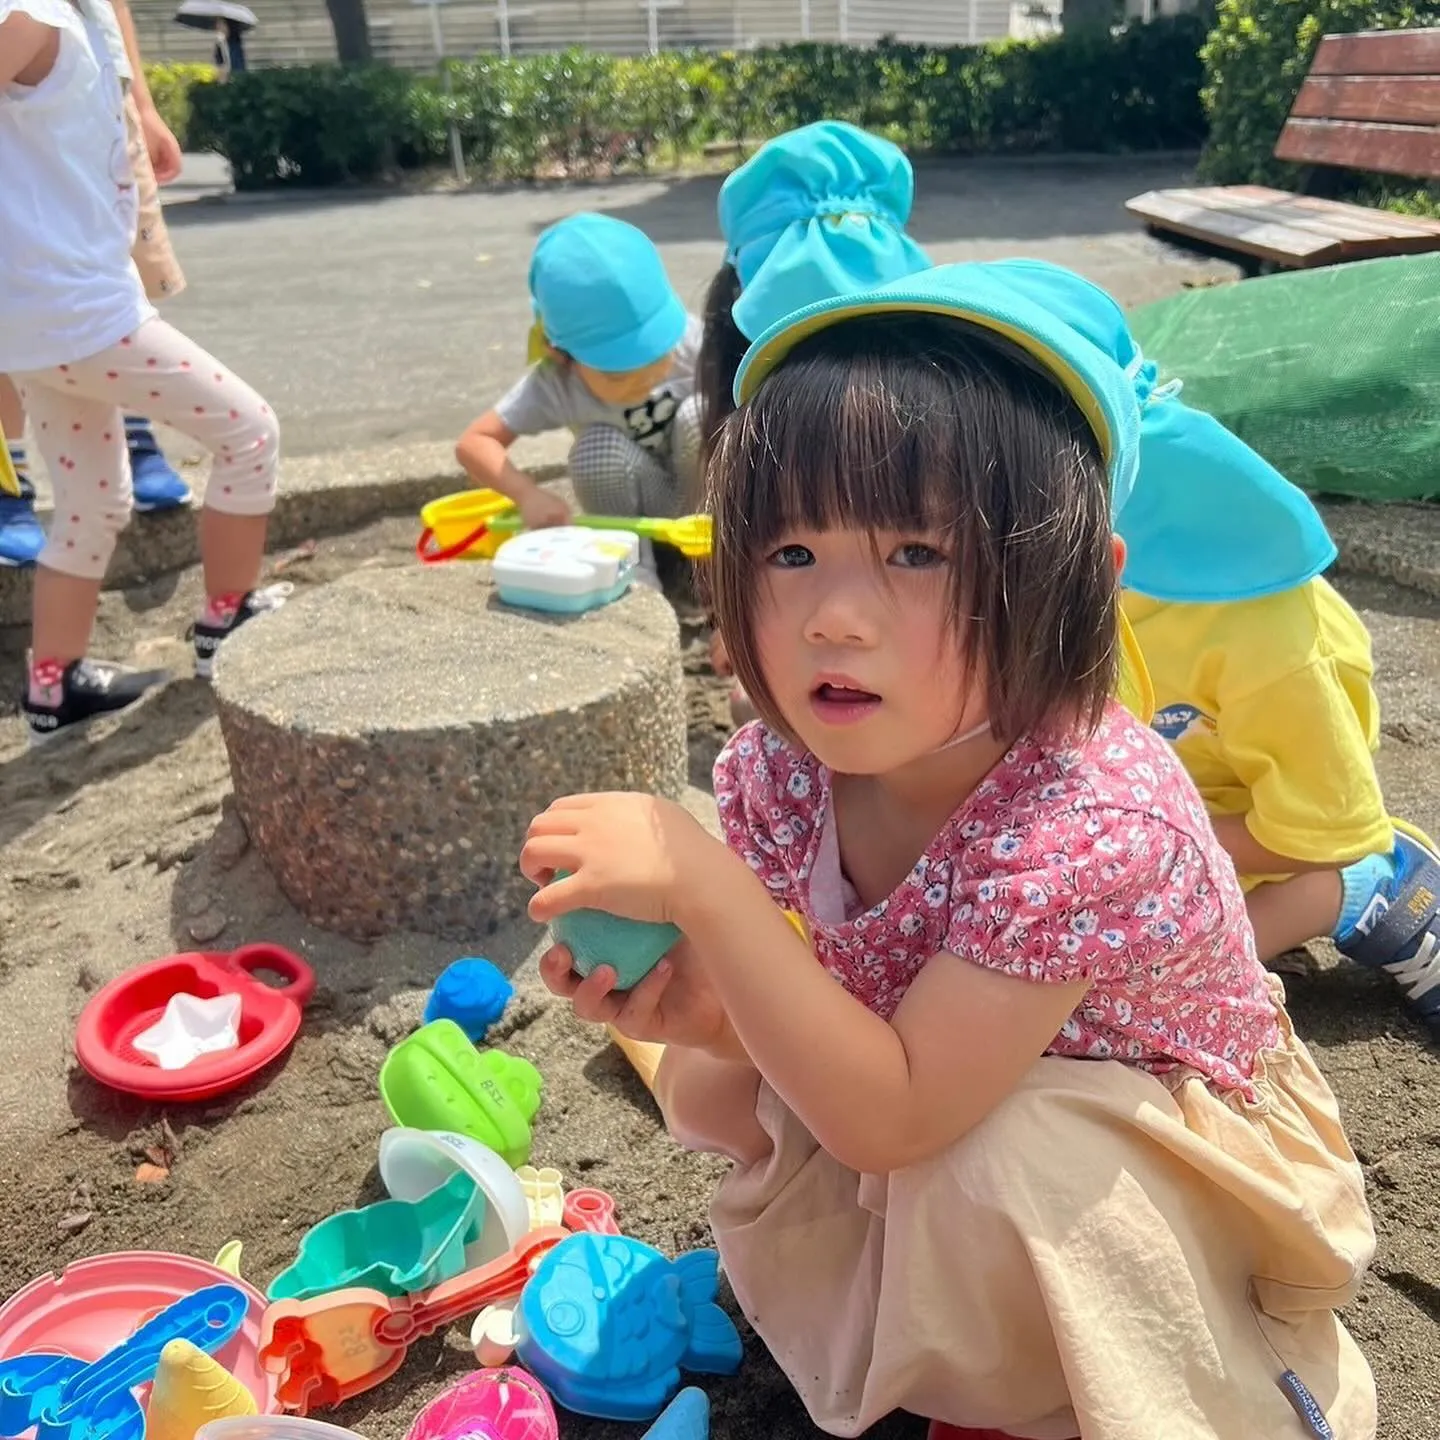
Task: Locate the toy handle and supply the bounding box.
[607,1026,665,1092]
[376,1228,567,1345]
[562,1188,619,1235]
[569,512,714,559]
[223,944,316,1008]
[416,524,490,565]
[562,512,643,537]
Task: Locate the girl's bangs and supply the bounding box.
[718,345,961,557]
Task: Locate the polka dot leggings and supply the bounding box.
[14,318,279,581]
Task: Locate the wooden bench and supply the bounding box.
[1127,28,1440,268]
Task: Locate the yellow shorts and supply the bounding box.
[1234,815,1436,892]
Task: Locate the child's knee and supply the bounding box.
[568,425,644,515]
[655,1049,768,1164]
[671,394,704,499]
[246,399,281,474]
[211,400,280,514]
[903,1065,1121,1207]
[257,402,280,460]
[674,392,703,450]
[568,423,631,476]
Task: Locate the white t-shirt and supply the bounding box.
[0,0,153,373]
[494,315,702,452]
[77,0,131,82]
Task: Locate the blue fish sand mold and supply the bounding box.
[514,1234,742,1421]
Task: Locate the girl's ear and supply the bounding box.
[1111,533,1127,582]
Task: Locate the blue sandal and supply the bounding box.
[1339,829,1440,1039]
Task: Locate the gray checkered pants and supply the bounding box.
[567,392,703,518]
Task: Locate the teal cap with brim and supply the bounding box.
[529,212,689,372]
[987,257,1336,603]
[733,261,1142,512]
[720,121,932,342]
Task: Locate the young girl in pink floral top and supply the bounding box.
[718,709,1279,1093]
[522,264,1376,1440]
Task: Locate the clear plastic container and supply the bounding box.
[198,1417,367,1440]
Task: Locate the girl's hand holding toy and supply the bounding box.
[523,792,713,930]
[523,794,744,1058]
[535,938,734,1058]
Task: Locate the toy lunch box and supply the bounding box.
[492,529,640,615]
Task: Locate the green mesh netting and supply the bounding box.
[1128,252,1440,502]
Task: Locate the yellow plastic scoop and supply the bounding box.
[488,509,713,559]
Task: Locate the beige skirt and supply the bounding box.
[124,93,187,303]
[670,986,1376,1440]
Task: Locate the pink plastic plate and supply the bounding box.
[0,1252,278,1413]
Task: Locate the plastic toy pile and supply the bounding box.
[2,941,736,1440]
[415,488,714,616]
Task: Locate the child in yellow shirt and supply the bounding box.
[1122,579,1393,946]
[995,259,1440,1039]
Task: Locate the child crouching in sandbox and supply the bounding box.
[522,265,1377,1439]
[456,213,704,535]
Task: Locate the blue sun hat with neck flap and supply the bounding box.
[987,257,1336,604]
[720,120,933,342]
[732,260,1155,722]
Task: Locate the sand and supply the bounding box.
[0,516,1436,1439]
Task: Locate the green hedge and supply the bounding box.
[143,62,218,151]
[188,20,1208,190]
[1199,0,1440,187]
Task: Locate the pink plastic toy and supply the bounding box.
[405,1368,558,1440]
[0,1252,277,1414]
[562,1188,620,1236]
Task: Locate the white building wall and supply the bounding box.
[131,0,1049,66]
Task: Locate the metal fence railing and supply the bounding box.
[131,0,1064,69]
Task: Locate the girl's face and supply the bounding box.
[752,524,987,776]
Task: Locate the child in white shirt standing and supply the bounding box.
[1,0,283,743]
[0,0,192,572]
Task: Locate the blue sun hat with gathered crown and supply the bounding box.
[719,121,933,342]
[986,257,1336,603]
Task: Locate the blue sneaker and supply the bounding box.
[1338,829,1440,1039]
[126,418,192,512]
[0,489,44,567]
